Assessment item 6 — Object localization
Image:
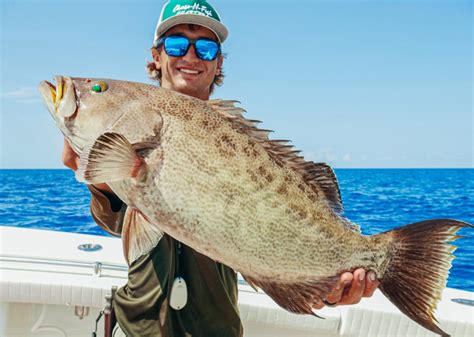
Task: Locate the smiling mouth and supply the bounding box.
[178,68,201,75]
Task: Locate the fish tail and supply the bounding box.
[378,219,472,337]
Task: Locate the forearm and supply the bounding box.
[88,184,126,236]
[91,183,123,212]
[62,137,125,236]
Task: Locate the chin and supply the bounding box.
[176,81,202,95]
[176,84,197,95]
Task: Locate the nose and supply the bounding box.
[182,44,199,62]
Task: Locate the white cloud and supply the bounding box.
[319,148,337,162]
[302,151,317,162]
[303,148,337,163]
[2,86,38,99]
[342,153,352,162]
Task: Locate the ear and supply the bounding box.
[216,54,224,76]
[151,48,162,70]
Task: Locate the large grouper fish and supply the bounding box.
[39,76,471,336]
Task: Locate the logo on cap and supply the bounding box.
[173,3,213,17]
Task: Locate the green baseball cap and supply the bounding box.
[153,0,228,46]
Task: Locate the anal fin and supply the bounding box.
[243,275,339,316]
[241,274,260,292]
[122,207,163,265]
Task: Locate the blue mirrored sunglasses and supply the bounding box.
[157,35,221,61]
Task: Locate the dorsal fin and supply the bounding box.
[300,162,343,214]
[207,99,345,216]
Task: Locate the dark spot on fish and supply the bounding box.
[308,212,323,224]
[274,159,284,168]
[220,184,238,202]
[180,108,193,121]
[307,192,318,202]
[289,203,307,220]
[169,101,178,109]
[248,170,258,183]
[265,173,274,183]
[204,117,221,132]
[318,226,334,239]
[298,208,307,219]
[221,134,236,150]
[202,120,209,127]
[217,134,238,158]
[243,145,259,158]
[127,92,138,100]
[277,184,288,195]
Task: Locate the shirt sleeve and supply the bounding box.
[88,185,126,237]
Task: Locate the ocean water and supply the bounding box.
[1,169,473,291]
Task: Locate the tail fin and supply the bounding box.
[379,219,472,337]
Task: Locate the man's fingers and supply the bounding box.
[338,269,366,305]
[324,270,380,308]
[325,272,353,304]
[62,138,79,171]
[363,271,379,297]
[312,300,325,310]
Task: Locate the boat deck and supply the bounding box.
[1,226,472,337]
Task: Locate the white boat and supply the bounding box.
[1,226,473,337]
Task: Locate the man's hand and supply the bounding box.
[314,269,379,309]
[62,137,113,194]
[62,137,80,171]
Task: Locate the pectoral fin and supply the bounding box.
[76,132,145,184]
[122,207,164,265]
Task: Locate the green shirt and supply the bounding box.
[89,186,243,337]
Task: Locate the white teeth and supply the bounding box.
[179,69,199,74]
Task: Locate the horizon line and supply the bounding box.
[1,167,473,170]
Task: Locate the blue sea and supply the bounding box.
[1,169,473,291]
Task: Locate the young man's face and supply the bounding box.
[153,24,223,100]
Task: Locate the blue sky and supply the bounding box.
[1,0,472,168]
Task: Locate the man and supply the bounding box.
[62,1,379,336]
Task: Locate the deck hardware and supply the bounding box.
[74,306,90,319]
[78,243,103,252]
[451,298,474,307]
[104,286,118,337]
[91,310,104,337]
[93,262,102,277]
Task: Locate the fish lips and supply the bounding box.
[38,75,77,120]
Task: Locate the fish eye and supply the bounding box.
[91,81,108,93]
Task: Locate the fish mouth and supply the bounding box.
[38,75,77,119]
[38,76,84,153]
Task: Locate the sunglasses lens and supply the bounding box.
[161,36,219,61]
[195,39,219,61]
[164,36,189,57]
